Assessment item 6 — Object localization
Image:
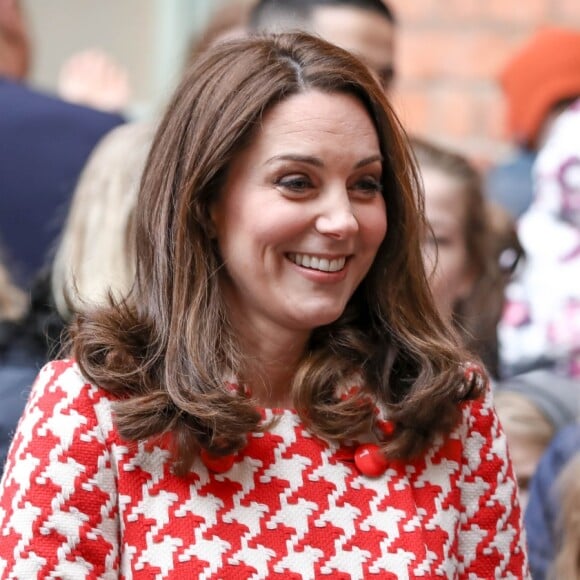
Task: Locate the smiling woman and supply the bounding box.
[0,32,529,578]
[210,90,386,406]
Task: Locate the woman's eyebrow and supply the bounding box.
[354,155,383,169]
[264,153,383,168]
[264,154,323,167]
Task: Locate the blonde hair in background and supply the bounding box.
[552,451,580,580]
[51,122,154,320]
[0,257,25,320]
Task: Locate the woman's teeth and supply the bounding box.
[288,253,346,272]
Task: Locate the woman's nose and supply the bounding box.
[314,189,359,239]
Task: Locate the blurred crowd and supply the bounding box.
[0,1,578,578]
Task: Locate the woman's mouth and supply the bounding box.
[287,252,347,272]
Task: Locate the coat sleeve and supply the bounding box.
[457,386,530,579]
[0,360,120,579]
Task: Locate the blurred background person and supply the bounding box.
[412,137,516,378]
[498,97,580,512]
[494,384,576,508]
[0,0,125,287]
[525,422,580,580]
[411,137,578,505]
[185,0,254,67]
[500,97,580,380]
[249,0,397,93]
[0,123,152,471]
[486,27,580,219]
[57,47,132,114]
[514,98,580,580]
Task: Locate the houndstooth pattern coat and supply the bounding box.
[0,360,529,579]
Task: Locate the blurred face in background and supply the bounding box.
[421,167,475,322]
[311,6,395,92]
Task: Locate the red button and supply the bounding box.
[377,419,396,437]
[354,444,388,477]
[200,449,236,473]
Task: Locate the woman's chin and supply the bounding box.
[288,305,346,331]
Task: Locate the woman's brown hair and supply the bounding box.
[72,32,483,475]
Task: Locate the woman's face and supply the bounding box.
[211,90,387,338]
[421,167,474,322]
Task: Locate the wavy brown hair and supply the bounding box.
[72,32,483,475]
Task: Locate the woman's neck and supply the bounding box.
[221,284,312,407]
[241,332,308,408]
[229,319,309,408]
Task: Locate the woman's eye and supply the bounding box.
[423,232,451,248]
[423,235,438,247]
[276,175,313,193]
[429,235,453,248]
[351,177,382,196]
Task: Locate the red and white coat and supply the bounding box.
[0,360,529,579]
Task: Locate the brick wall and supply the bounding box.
[390,0,580,165]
